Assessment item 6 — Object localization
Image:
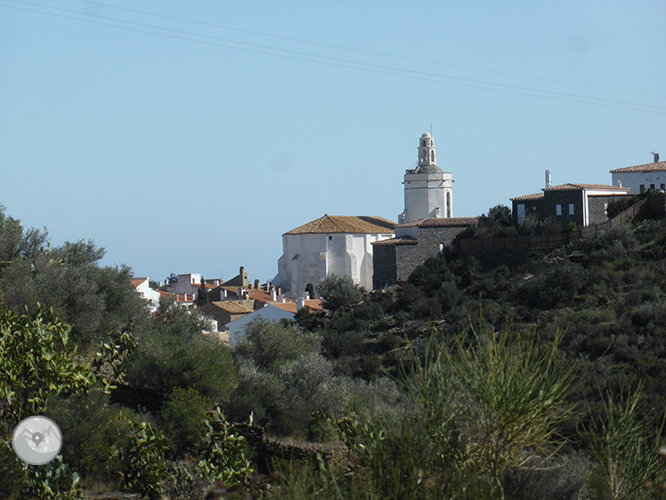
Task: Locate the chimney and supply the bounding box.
[279,294,286,303]
[254,279,260,289]
[304,291,310,300]
[617,180,623,188]
[297,297,305,310]
[545,170,552,188]
[653,152,660,163]
[270,286,277,302]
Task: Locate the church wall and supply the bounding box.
[372,244,397,289]
[396,226,469,281]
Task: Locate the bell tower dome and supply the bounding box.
[400,133,453,223]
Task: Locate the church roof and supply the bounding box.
[371,236,419,246]
[285,215,396,235]
[610,161,666,173]
[397,217,478,228]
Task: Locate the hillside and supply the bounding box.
[3,203,666,499]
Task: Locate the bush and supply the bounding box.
[0,440,24,499]
[233,318,321,372]
[126,330,237,402]
[161,387,209,454]
[110,420,169,499]
[0,307,95,422]
[317,274,365,311]
[44,388,127,482]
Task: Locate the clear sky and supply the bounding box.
[1,0,665,284]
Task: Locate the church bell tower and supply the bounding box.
[400,133,453,223]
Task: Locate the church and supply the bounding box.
[273,132,474,297]
[373,133,476,288]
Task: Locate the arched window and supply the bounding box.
[446,192,451,217]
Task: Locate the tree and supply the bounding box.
[317,274,365,311]
[0,307,95,423]
[196,276,209,307]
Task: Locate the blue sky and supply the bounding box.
[1,0,665,284]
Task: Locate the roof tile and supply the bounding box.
[610,161,666,173]
[285,215,396,235]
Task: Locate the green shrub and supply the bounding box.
[23,455,82,500]
[196,408,253,488]
[44,388,127,482]
[110,420,169,499]
[126,330,237,402]
[317,274,365,311]
[161,387,209,454]
[0,307,95,422]
[0,440,24,499]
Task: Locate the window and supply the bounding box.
[661,184,665,191]
[556,204,562,216]
[516,203,525,223]
[328,236,333,241]
[439,243,445,254]
[569,204,575,215]
[651,184,656,190]
[640,184,646,193]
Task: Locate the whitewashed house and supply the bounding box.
[130,277,161,310]
[610,153,666,193]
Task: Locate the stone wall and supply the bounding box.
[396,226,468,282]
[372,244,397,289]
[543,190,584,226]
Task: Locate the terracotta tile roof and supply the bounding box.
[510,193,544,201]
[247,289,324,312]
[268,299,324,314]
[543,183,629,192]
[285,215,396,235]
[130,278,148,288]
[371,236,419,246]
[610,161,666,173]
[206,301,255,314]
[397,217,478,228]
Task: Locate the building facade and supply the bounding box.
[610,154,666,193]
[511,183,629,227]
[273,215,395,298]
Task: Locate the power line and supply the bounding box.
[2,1,665,115]
[75,0,666,100]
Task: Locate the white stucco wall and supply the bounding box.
[612,171,666,194]
[403,171,453,223]
[227,305,295,346]
[134,279,161,309]
[274,232,392,298]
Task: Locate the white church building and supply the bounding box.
[273,215,395,298]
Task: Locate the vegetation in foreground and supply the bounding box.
[2,204,666,498]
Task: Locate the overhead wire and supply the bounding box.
[75,0,666,100]
[1,0,665,115]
